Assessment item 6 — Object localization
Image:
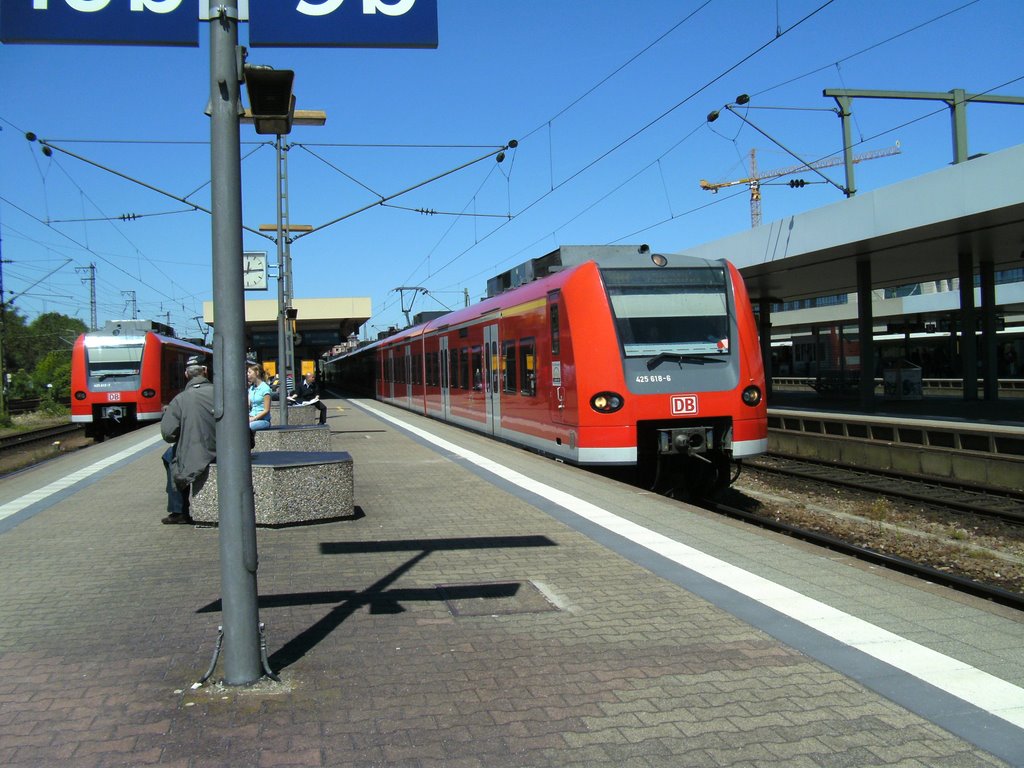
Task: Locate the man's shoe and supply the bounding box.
[162,514,193,525]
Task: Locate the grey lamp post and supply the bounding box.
[243,71,325,425]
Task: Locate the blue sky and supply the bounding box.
[1,0,1021,343]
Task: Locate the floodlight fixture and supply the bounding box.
[244,65,296,135]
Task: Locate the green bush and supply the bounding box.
[8,369,36,399]
[38,398,69,417]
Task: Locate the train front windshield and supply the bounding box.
[85,341,144,386]
[605,267,731,357]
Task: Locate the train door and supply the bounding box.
[383,348,395,401]
[403,344,414,408]
[483,324,500,434]
[439,336,451,419]
[548,293,566,424]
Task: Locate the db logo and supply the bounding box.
[670,394,698,415]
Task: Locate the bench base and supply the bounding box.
[254,424,331,452]
[283,403,322,425]
[191,451,353,526]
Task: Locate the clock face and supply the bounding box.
[243,253,268,291]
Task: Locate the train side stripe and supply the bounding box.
[0,433,165,525]
[354,399,1024,736]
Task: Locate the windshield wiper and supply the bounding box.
[96,372,137,380]
[646,353,728,370]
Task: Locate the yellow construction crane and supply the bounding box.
[699,142,901,227]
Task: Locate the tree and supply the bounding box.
[2,311,85,416]
[33,349,73,402]
[12,312,88,373]
[8,369,35,399]
[1,306,29,375]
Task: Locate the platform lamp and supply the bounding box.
[242,64,326,425]
[243,65,295,136]
[285,307,299,396]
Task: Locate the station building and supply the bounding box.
[202,296,370,378]
[683,141,1024,406]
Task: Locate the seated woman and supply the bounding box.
[247,364,272,431]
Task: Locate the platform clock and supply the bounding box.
[242,251,268,291]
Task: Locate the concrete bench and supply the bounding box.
[284,401,323,425]
[190,450,353,526]
[254,424,331,452]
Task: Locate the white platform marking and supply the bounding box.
[357,400,1024,731]
[0,433,165,523]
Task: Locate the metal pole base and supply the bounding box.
[194,622,279,687]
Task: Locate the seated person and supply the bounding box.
[247,363,272,431]
[288,371,328,425]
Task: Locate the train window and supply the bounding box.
[604,267,731,358]
[519,338,536,397]
[460,348,470,390]
[549,299,560,356]
[84,342,144,382]
[427,351,438,387]
[412,353,421,385]
[471,346,483,391]
[502,340,517,394]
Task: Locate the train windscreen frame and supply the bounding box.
[84,338,145,388]
[604,267,732,357]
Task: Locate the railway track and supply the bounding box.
[0,423,85,453]
[702,453,1024,611]
[705,496,1024,612]
[0,423,89,475]
[748,453,1024,525]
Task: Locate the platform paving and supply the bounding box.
[0,398,1016,767]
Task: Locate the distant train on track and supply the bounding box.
[325,245,768,495]
[71,320,212,441]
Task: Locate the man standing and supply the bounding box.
[288,371,328,425]
[160,355,216,524]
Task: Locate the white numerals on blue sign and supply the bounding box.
[296,0,417,17]
[31,0,183,11]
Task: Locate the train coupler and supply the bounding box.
[657,427,713,463]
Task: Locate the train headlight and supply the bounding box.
[741,385,762,406]
[590,391,624,413]
[74,391,87,401]
[141,389,156,398]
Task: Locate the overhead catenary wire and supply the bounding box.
[2,2,1010,334]
[409,1,839,301]
[364,2,842,327]
[0,194,206,317]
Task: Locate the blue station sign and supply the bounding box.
[1,0,199,46]
[1,0,438,48]
[248,0,438,49]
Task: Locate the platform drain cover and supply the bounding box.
[438,580,558,617]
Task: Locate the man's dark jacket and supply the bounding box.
[160,374,216,486]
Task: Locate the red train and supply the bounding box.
[325,245,768,495]
[70,320,212,441]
